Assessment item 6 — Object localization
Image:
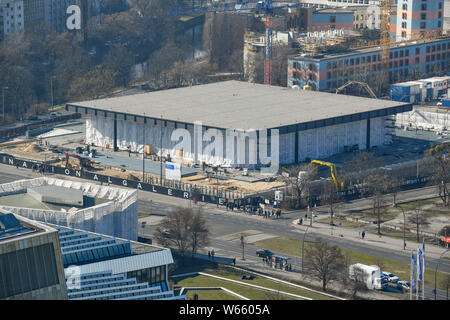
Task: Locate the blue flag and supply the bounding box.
[411,251,416,288]
[417,247,423,282]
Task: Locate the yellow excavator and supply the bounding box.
[336,81,377,99]
[310,160,343,191]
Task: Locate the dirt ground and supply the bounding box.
[1,142,284,194]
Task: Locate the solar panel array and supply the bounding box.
[66,270,182,300]
[56,227,132,267]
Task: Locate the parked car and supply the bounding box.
[27,115,39,121]
[256,248,273,258]
[437,101,443,106]
[397,280,410,291]
[382,272,399,283]
[162,228,173,238]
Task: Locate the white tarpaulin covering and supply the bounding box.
[396,110,450,132]
[86,115,391,166]
[0,177,138,240]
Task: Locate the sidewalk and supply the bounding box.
[290,219,448,260]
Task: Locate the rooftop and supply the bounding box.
[68,81,410,131]
[291,37,450,60]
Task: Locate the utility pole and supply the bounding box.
[301,226,310,274]
[240,235,245,260]
[396,204,406,250]
[2,86,8,122]
[434,249,449,300]
[142,113,146,183]
[160,115,163,185]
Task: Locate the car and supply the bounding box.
[397,280,410,291]
[162,228,173,237]
[256,248,273,258]
[437,101,443,106]
[382,272,399,283]
[27,115,39,121]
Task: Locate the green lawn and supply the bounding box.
[366,226,433,243]
[359,198,442,221]
[183,289,238,300]
[253,236,450,291]
[202,266,336,300]
[173,275,300,300]
[138,212,150,218]
[317,217,368,229]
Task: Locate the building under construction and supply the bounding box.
[66,81,411,166]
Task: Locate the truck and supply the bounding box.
[348,263,388,290]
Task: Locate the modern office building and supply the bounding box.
[288,37,450,91]
[55,225,184,300]
[0,210,68,300]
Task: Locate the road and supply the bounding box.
[0,163,449,299]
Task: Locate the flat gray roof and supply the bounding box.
[67,81,411,131]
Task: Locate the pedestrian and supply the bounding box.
[211,249,215,260]
[233,258,236,266]
[208,251,211,259]
[362,231,365,240]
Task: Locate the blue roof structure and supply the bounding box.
[56,227,132,267]
[0,213,36,240]
[66,270,180,300]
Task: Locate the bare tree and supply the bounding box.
[303,238,345,291]
[320,179,343,226]
[427,142,450,207]
[367,172,390,235]
[282,164,317,209]
[440,274,450,300]
[188,209,210,256]
[408,206,430,243]
[155,206,209,257]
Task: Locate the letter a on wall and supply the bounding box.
[66,5,81,30]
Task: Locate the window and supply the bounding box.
[394,61,398,67]
[405,49,409,56]
[437,53,440,60]
[401,22,407,28]
[431,54,435,61]
[437,44,441,51]
[402,31,407,38]
[443,53,446,59]
[415,57,420,63]
[421,4,427,10]
[438,20,441,28]
[356,58,360,64]
[350,58,354,65]
[426,46,431,53]
[439,2,443,9]
[327,72,331,78]
[330,16,336,23]
[405,59,409,66]
[400,60,403,67]
[402,3,407,9]
[367,56,371,63]
[432,45,436,52]
[361,57,365,63]
[390,52,393,59]
[389,61,392,68]
[420,22,426,29]
[402,13,407,19]
[373,54,377,61]
[327,62,331,69]
[394,51,398,58]
[416,48,420,54]
[426,55,430,62]
[438,11,442,18]
[421,13,426,20]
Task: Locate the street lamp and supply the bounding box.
[2,86,8,122]
[50,76,56,108]
[301,225,310,274]
[395,204,407,250]
[160,115,163,185]
[142,113,146,183]
[434,248,449,300]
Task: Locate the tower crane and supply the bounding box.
[379,0,391,68]
[169,1,303,85]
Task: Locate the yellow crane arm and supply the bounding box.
[310,160,341,190]
[336,81,377,99]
